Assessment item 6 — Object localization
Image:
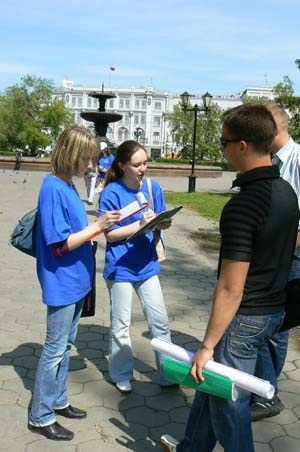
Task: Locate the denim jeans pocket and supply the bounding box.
[228,315,267,359]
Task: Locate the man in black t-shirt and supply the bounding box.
[161,104,299,452]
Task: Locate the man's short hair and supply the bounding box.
[222,104,277,154]
[266,103,289,132]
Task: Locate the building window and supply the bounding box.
[93,98,98,107]
[118,127,129,141]
[119,99,124,109]
[125,99,130,109]
[140,114,146,125]
[154,101,161,110]
[124,113,129,125]
[153,131,160,143]
[109,99,114,108]
[72,97,76,107]
[134,114,139,125]
[78,97,83,108]
[87,98,92,108]
[154,116,161,127]
[141,100,146,109]
[135,99,140,109]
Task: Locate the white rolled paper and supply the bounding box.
[152,338,275,399]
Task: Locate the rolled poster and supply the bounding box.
[163,357,238,401]
[152,338,274,399]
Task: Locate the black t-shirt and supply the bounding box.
[219,165,299,315]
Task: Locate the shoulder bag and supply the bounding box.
[146,178,166,262]
[10,208,38,257]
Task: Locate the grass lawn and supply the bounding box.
[164,192,232,222]
[164,191,233,251]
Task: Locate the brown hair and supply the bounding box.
[51,126,100,179]
[104,140,147,187]
[222,104,277,154]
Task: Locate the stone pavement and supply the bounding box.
[1,169,300,452]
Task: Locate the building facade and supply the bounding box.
[53,77,275,158]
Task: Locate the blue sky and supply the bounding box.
[1,0,300,96]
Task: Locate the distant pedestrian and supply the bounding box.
[95,142,114,195]
[14,149,22,171]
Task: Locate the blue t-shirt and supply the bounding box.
[98,154,114,179]
[36,174,93,306]
[99,178,165,282]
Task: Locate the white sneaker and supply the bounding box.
[115,380,132,393]
[161,434,179,452]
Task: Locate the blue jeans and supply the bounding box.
[253,330,289,402]
[178,312,284,452]
[106,275,172,385]
[29,300,84,426]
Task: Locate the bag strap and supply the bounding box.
[146,178,154,210]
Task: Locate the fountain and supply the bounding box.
[80,84,122,144]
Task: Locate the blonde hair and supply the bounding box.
[266,103,289,132]
[51,126,100,179]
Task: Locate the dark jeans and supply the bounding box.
[178,311,284,452]
[253,330,289,403]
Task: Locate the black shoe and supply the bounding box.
[160,383,179,389]
[251,395,284,422]
[28,421,74,441]
[55,405,87,419]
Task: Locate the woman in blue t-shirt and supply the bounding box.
[99,140,174,393]
[28,126,120,441]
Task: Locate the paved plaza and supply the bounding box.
[1,169,300,451]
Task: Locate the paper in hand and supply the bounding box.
[118,192,149,222]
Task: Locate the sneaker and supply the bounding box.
[115,380,132,393]
[251,395,284,422]
[161,434,179,452]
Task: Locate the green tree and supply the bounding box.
[242,96,269,105]
[0,75,72,155]
[166,100,222,162]
[274,75,300,142]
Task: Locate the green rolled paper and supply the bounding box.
[163,357,237,401]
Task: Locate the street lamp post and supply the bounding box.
[180,91,213,193]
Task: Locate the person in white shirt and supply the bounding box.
[251,103,300,421]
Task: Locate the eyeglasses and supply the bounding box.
[220,137,241,151]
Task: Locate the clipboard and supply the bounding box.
[125,205,183,242]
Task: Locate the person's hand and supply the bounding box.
[155,219,172,230]
[97,211,120,230]
[190,345,214,383]
[140,209,156,227]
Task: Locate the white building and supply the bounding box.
[53,78,274,158]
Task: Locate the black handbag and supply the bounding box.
[81,241,97,317]
[278,279,300,332]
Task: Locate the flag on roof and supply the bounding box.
[110,67,115,71]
